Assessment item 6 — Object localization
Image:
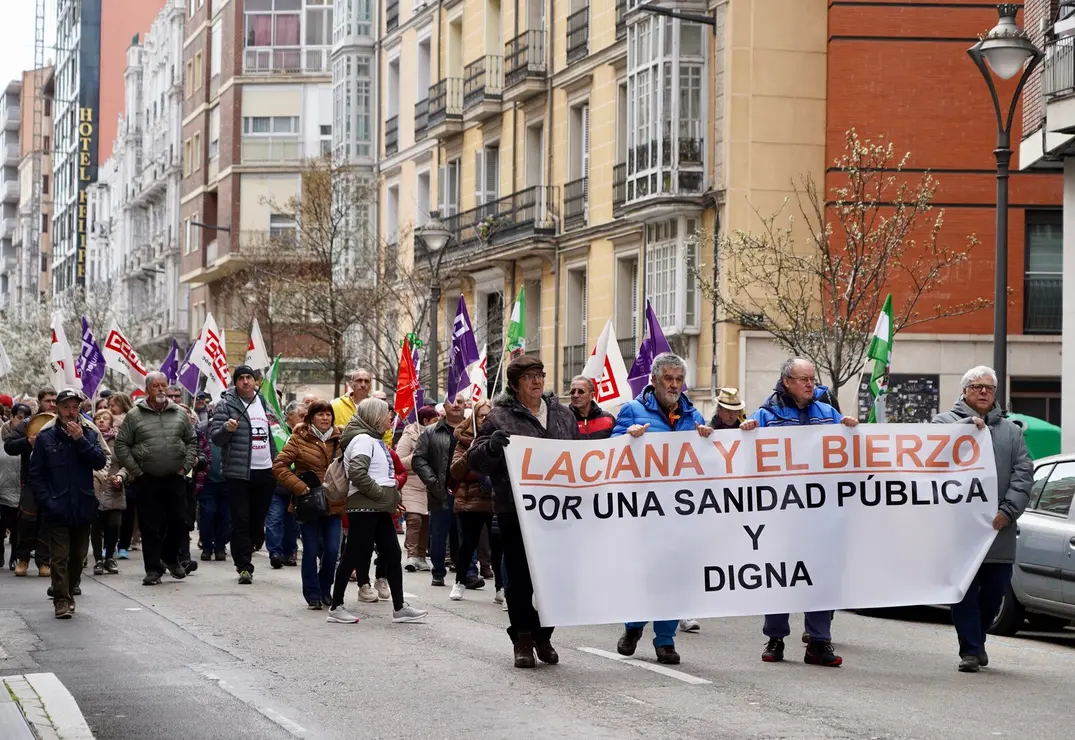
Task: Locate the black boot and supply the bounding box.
[514,633,536,668]
[655,645,680,665]
[617,627,644,656]
[958,654,980,673]
[535,639,559,665]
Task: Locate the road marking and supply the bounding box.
[124,608,142,611]
[577,647,712,685]
[198,668,309,737]
[403,592,418,600]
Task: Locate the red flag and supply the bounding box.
[394,336,420,420]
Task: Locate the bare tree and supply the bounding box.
[0,304,51,396]
[698,129,988,400]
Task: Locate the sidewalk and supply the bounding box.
[0,673,95,740]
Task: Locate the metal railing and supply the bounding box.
[385,115,399,156]
[428,78,463,127]
[564,176,587,229]
[1024,273,1062,334]
[1045,39,1075,100]
[243,47,329,75]
[439,185,560,250]
[386,0,399,31]
[613,162,626,214]
[567,7,590,64]
[616,0,627,39]
[463,56,504,110]
[618,335,636,365]
[563,344,587,391]
[504,30,546,89]
[240,137,305,164]
[414,98,429,141]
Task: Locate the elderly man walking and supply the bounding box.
[116,372,199,586]
[933,365,1032,673]
[741,357,858,667]
[612,353,713,665]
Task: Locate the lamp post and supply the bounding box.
[415,218,452,402]
[968,4,1043,410]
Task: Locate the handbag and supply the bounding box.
[322,441,348,503]
[294,485,328,524]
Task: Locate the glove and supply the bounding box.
[488,430,510,457]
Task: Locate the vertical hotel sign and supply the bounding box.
[77,0,103,288]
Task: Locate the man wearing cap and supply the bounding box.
[194,392,212,431]
[332,369,372,427]
[568,375,615,440]
[6,387,57,577]
[211,365,279,585]
[115,372,199,586]
[710,387,747,430]
[469,355,580,669]
[28,390,107,618]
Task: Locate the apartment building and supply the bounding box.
[14,67,53,317]
[0,81,20,317]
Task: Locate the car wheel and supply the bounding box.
[988,585,1025,636]
[1026,614,1071,632]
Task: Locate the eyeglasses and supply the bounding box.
[569,389,589,396]
[520,372,546,382]
[967,384,996,394]
[786,375,817,385]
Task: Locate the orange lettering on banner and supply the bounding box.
[644,444,669,478]
[756,438,780,472]
[894,435,923,467]
[822,436,847,468]
[610,446,641,478]
[865,434,892,468]
[924,435,951,468]
[712,439,739,474]
[952,435,980,467]
[545,451,576,483]
[673,443,704,477]
[520,448,543,481]
[783,438,808,471]
[579,450,605,483]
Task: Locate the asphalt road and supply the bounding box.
[3,543,1075,740]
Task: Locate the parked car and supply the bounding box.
[990,453,1075,635]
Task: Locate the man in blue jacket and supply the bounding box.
[28,389,108,619]
[741,357,857,666]
[613,352,712,665]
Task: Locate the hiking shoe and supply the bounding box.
[215,550,227,561]
[326,606,360,623]
[392,604,428,623]
[465,575,486,590]
[270,556,284,569]
[14,559,28,577]
[54,600,72,619]
[405,557,419,572]
[655,645,680,665]
[680,619,700,633]
[182,560,198,575]
[321,597,332,609]
[449,582,466,601]
[117,549,129,560]
[104,558,119,574]
[762,638,785,663]
[142,572,162,586]
[358,583,379,602]
[978,649,989,668]
[804,640,842,667]
[71,586,81,596]
[38,564,51,578]
[286,555,298,566]
[535,640,559,665]
[93,561,105,576]
[431,576,445,587]
[167,563,187,580]
[617,627,644,657]
[238,570,253,585]
[200,551,213,562]
[375,577,391,600]
[514,634,536,668]
[959,654,981,673]
[494,588,505,604]
[307,602,322,610]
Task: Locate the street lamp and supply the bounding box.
[416,217,452,402]
[968,4,1043,410]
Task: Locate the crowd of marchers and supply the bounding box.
[0,351,1030,675]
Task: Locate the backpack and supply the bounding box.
[322,439,348,503]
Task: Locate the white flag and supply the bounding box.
[466,344,488,403]
[0,339,11,378]
[193,313,230,401]
[582,319,634,411]
[245,317,271,370]
[48,312,81,391]
[102,322,149,387]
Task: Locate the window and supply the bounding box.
[319,124,331,157]
[475,145,499,206]
[1028,464,1055,510]
[566,267,587,346]
[211,21,222,78]
[416,170,431,228]
[194,53,203,90]
[43,99,51,117]
[645,215,701,335]
[192,132,202,171]
[1034,461,1075,516]
[386,184,400,244]
[42,175,49,195]
[306,2,332,45]
[42,135,49,153]
[1024,210,1062,334]
[438,158,460,216]
[41,214,48,234]
[245,0,301,47]
[615,254,639,349]
[209,107,220,160]
[183,138,192,176]
[185,60,194,98]
[242,116,299,134]
[270,213,297,244]
[1010,378,1062,426]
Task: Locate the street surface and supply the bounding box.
[3,541,1075,740]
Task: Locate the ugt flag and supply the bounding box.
[160,339,181,386]
[447,296,480,401]
[77,317,107,398]
[177,339,201,396]
[627,301,674,398]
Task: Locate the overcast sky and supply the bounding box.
[0,2,55,89]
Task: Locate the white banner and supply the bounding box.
[245,317,271,370]
[582,319,634,410]
[48,312,81,391]
[504,425,999,627]
[193,313,230,401]
[102,322,149,387]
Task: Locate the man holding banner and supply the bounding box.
[741,357,857,667]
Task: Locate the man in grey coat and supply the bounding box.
[932,365,1033,673]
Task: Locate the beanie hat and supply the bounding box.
[0,394,12,408]
[232,365,256,385]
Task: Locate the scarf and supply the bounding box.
[100,426,118,442]
[311,425,333,442]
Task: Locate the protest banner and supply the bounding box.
[503,425,998,627]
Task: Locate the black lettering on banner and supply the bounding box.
[886,480,908,506]
[703,561,813,592]
[860,475,880,506]
[594,492,613,519]
[941,480,962,504]
[698,488,720,514]
[911,480,931,505]
[780,484,804,509]
[837,481,856,506]
[806,483,825,508]
[562,495,583,519]
[674,490,695,515]
[523,494,537,511]
[743,523,765,551]
[967,477,987,503]
[756,486,777,512]
[640,491,665,517]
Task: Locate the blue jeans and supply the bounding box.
[299,515,342,605]
[764,611,832,642]
[625,620,679,647]
[265,488,299,559]
[430,502,478,579]
[197,480,230,553]
[951,562,1012,656]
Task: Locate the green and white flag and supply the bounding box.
[507,286,526,358]
[260,354,291,448]
[866,294,893,423]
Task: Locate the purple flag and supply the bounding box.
[177,339,200,396]
[76,316,108,399]
[446,296,480,401]
[627,301,675,397]
[161,339,181,385]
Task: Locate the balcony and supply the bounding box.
[503,31,547,104]
[436,185,559,254]
[613,162,626,215]
[414,98,429,142]
[427,78,463,138]
[0,217,14,241]
[3,143,18,166]
[1024,273,1061,334]
[567,7,589,64]
[564,176,587,230]
[463,56,503,123]
[616,0,626,40]
[385,115,399,156]
[3,106,19,131]
[240,137,305,165]
[563,344,586,391]
[1,180,17,203]
[618,335,636,367]
[386,0,399,32]
[1039,39,1075,139]
[242,47,330,76]
[625,137,706,210]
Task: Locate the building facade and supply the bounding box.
[0,80,21,317]
[14,67,53,319]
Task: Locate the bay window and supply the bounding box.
[645,215,701,335]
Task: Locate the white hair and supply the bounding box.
[650,353,686,381]
[960,366,998,391]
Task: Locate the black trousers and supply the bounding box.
[456,512,502,588]
[118,502,136,550]
[227,469,275,573]
[498,512,552,643]
[15,486,49,565]
[49,524,90,603]
[332,512,403,610]
[91,510,123,561]
[135,475,187,575]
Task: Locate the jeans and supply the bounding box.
[197,480,230,553]
[300,515,342,605]
[952,562,1013,656]
[499,512,552,644]
[430,501,478,579]
[227,469,275,573]
[332,512,404,610]
[48,525,90,604]
[625,620,679,647]
[456,512,503,588]
[135,474,188,575]
[265,487,299,560]
[15,486,49,565]
[764,611,833,642]
[91,510,122,561]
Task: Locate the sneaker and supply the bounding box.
[804,640,842,667]
[617,627,644,657]
[93,561,105,576]
[270,556,284,570]
[307,602,323,610]
[38,564,51,578]
[215,551,227,561]
[358,583,379,602]
[54,600,72,619]
[200,551,213,562]
[182,560,198,575]
[142,572,162,586]
[762,637,785,663]
[238,570,253,585]
[449,582,466,601]
[502,599,509,611]
[431,576,445,587]
[374,577,391,600]
[416,558,432,571]
[494,588,505,604]
[326,605,360,623]
[958,654,980,673]
[104,558,119,574]
[465,575,486,590]
[655,645,680,665]
[14,560,28,577]
[167,563,187,580]
[392,603,428,623]
[117,549,129,560]
[405,557,419,572]
[680,619,700,633]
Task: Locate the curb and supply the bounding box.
[1,673,95,740]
